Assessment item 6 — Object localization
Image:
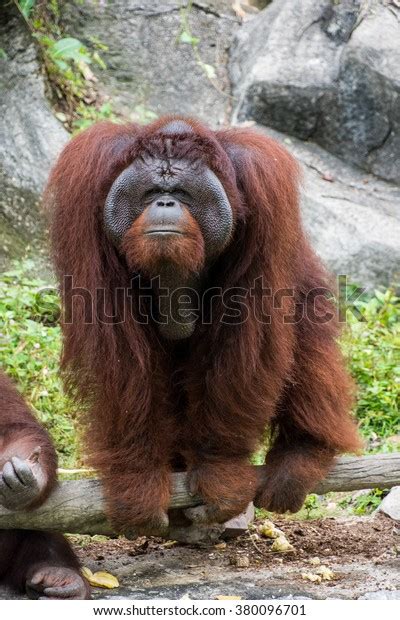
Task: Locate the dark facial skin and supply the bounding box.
[104,156,233,258]
[104,122,234,340]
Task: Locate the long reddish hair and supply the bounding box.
[46,116,360,482]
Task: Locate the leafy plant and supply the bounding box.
[352,489,386,515]
[72,101,117,132]
[177,0,218,83]
[43,36,91,71]
[303,494,321,518]
[0,261,80,467]
[18,0,36,18]
[341,288,400,444]
[13,0,109,130]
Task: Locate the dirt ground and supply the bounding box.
[69,513,400,600]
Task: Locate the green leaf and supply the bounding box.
[53,58,69,72]
[374,290,386,304]
[52,37,87,61]
[0,48,7,60]
[18,0,36,19]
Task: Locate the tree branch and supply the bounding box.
[1,454,399,536]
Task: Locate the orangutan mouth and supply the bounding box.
[144,229,185,236]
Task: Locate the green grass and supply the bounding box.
[0,261,399,469]
[0,261,79,467]
[341,288,400,447]
[338,488,388,516]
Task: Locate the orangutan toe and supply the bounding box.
[26,566,91,600]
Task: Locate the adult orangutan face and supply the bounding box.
[104,122,234,279]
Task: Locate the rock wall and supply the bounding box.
[260,126,400,289]
[61,0,238,126]
[0,3,68,269]
[230,0,400,184]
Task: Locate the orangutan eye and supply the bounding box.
[173,189,192,203]
[143,188,162,203]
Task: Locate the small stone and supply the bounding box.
[231,554,250,568]
[309,557,321,566]
[224,503,255,538]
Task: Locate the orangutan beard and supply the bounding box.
[121,213,206,340]
[121,211,205,280]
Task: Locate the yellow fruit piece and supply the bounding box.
[162,540,178,548]
[82,567,119,589]
[259,520,283,539]
[81,567,93,580]
[271,535,294,553]
[302,572,322,584]
[315,565,335,581]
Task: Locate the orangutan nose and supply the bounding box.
[155,198,178,208]
[144,197,186,233]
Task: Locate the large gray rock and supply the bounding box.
[61,0,239,126]
[230,0,400,184]
[379,486,400,521]
[250,124,400,289]
[0,4,68,268]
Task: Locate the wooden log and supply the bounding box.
[0,454,399,536]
